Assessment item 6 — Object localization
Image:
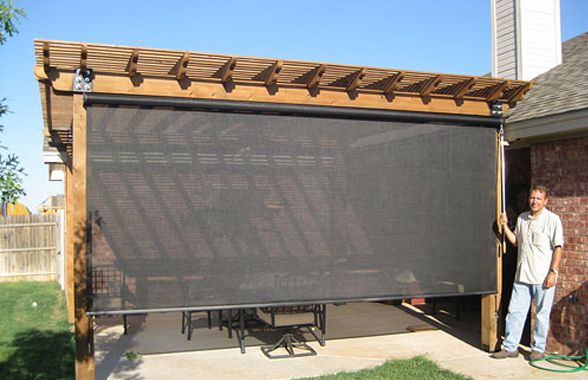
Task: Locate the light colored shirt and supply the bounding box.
[514,208,564,284]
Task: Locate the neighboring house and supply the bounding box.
[37,194,65,215]
[505,31,588,356]
[1,201,31,216]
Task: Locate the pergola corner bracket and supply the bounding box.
[73,68,93,93]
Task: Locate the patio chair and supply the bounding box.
[181,310,222,340]
[256,304,326,359]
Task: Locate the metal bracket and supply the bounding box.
[73,68,93,92]
[490,99,504,118]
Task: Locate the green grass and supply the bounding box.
[0,281,74,380]
[299,356,472,380]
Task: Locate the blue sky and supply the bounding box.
[1,0,588,210]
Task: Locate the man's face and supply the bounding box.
[529,190,548,215]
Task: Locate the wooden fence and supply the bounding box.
[0,214,61,282]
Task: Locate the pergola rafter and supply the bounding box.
[34,39,533,170]
[126,50,139,77]
[34,40,529,101]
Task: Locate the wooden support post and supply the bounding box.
[72,94,94,379]
[481,130,504,352]
[66,162,75,323]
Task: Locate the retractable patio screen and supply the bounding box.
[86,100,497,312]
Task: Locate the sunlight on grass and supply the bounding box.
[299,356,472,380]
[0,281,74,380]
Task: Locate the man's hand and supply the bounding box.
[499,213,508,229]
[544,271,557,288]
[499,213,517,246]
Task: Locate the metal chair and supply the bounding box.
[256,304,326,358]
[181,310,222,340]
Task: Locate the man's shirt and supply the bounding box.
[514,208,564,284]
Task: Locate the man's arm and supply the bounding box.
[544,246,563,288]
[499,213,517,246]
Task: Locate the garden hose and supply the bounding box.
[529,347,588,373]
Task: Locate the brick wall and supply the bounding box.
[531,136,588,355]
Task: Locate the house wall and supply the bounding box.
[491,0,562,80]
[530,135,588,355]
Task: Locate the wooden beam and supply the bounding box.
[43,42,50,73]
[453,77,476,100]
[65,163,74,323]
[171,52,190,80]
[72,94,94,379]
[80,45,88,72]
[126,50,139,78]
[306,64,327,89]
[44,70,495,116]
[420,75,442,97]
[507,82,532,106]
[382,71,405,95]
[265,60,283,87]
[220,57,237,84]
[486,81,509,101]
[346,68,365,92]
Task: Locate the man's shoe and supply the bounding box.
[491,349,519,359]
[529,350,545,361]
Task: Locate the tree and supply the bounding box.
[0,0,26,206]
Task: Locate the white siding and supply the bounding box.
[492,0,517,78]
[518,0,562,80]
[491,0,561,80]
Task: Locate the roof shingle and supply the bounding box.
[507,31,588,123]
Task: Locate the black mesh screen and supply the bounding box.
[87,104,497,312]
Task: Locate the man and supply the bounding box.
[492,184,564,360]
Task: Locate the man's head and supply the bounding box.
[528,184,548,216]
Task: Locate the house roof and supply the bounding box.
[507,32,588,123]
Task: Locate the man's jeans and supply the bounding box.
[503,281,555,353]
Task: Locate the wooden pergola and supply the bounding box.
[34,39,530,379]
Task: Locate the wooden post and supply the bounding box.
[72,94,94,379]
[66,163,75,323]
[481,129,504,352]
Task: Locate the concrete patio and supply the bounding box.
[95,302,585,380]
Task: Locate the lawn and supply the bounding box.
[0,282,472,380]
[300,356,472,380]
[0,281,74,380]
